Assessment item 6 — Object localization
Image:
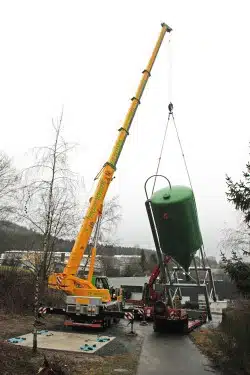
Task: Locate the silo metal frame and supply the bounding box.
[144,175,217,321]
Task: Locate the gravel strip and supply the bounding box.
[95,320,144,356]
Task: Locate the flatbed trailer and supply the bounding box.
[124,296,208,332]
[152,302,207,333]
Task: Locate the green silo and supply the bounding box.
[150,185,203,271]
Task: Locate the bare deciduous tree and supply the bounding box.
[100,255,114,276]
[99,255,120,277]
[0,151,19,219]
[81,195,122,276]
[220,222,250,258]
[97,195,122,246]
[18,111,80,281]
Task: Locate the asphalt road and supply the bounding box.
[136,324,219,375]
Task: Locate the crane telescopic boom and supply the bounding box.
[48,22,172,292]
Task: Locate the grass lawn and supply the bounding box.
[0,312,142,375]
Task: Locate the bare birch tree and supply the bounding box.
[18,111,80,281]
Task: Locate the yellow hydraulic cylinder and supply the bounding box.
[87,246,96,283]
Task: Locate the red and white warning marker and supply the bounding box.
[135,308,144,317]
[38,307,47,315]
[124,312,134,320]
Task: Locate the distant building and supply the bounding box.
[0,250,103,274]
[0,250,141,275]
[113,254,141,273]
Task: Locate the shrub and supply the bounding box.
[215,301,250,374]
[0,267,64,314]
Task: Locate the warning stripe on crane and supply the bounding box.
[56,276,63,285]
[135,308,144,316]
[124,312,134,320]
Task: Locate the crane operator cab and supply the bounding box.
[94,276,108,290]
[92,276,122,301]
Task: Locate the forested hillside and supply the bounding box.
[0,220,154,257]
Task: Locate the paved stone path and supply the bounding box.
[137,325,219,375]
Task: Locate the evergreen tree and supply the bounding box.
[222,145,250,295]
[226,146,250,228]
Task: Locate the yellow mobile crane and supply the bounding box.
[46,23,172,329]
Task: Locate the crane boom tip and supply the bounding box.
[161,23,172,32]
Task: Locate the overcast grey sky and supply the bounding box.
[0,1,249,257]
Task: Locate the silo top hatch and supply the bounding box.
[151,185,194,205]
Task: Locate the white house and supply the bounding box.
[0,250,103,274]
